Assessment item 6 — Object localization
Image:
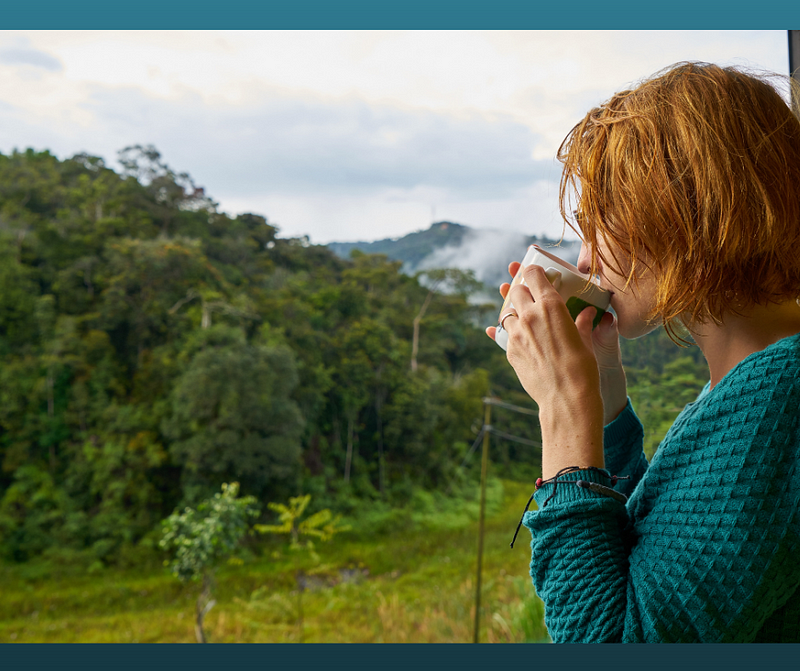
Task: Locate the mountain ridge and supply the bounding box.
[327,221,581,291]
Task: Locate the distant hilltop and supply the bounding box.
[327,221,580,291]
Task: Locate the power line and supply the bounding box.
[488,427,542,449]
[459,427,485,469]
[460,403,541,469]
[481,397,538,417]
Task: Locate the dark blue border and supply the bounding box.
[2,642,800,669]
[3,1,800,29]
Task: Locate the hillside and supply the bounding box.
[0,147,708,572]
[0,148,542,566]
[327,221,472,267]
[327,221,581,291]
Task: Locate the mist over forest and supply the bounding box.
[328,221,581,293]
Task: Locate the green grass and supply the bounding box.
[0,479,548,643]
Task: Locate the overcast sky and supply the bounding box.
[0,31,789,243]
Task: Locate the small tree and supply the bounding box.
[159,482,259,643]
[254,494,349,642]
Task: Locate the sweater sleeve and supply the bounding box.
[523,365,800,643]
[602,398,648,498]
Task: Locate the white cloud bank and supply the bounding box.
[0,30,789,243]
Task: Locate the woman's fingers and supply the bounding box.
[499,261,522,297]
[593,310,616,338]
[503,265,564,336]
[485,326,497,340]
[574,306,598,352]
[501,267,601,414]
[591,310,623,371]
[507,280,536,317]
[592,310,620,348]
[521,264,563,305]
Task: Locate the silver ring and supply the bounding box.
[500,310,518,330]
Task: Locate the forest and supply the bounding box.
[0,145,709,570]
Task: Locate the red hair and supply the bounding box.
[558,62,800,339]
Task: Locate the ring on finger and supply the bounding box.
[500,310,518,330]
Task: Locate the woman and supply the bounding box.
[487,62,800,642]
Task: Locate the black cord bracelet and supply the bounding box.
[576,479,629,504]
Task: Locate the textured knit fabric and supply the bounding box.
[522,332,800,642]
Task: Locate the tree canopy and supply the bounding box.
[0,146,707,564]
[0,146,522,563]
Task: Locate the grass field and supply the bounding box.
[0,479,549,643]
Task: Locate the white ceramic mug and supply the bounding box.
[494,245,611,351]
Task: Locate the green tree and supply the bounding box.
[159,482,259,643]
[99,236,223,368]
[162,326,305,502]
[411,268,484,372]
[0,465,73,561]
[254,494,349,642]
[627,355,709,459]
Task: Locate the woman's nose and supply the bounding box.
[577,242,592,275]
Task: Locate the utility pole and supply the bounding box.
[470,396,540,643]
[790,30,800,117]
[473,398,491,643]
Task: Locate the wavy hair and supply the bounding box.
[558,62,800,340]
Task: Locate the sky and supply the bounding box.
[0,31,790,244]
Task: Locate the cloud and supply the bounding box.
[217,176,576,244]
[80,84,552,200]
[0,30,787,244]
[0,80,565,243]
[0,48,62,72]
[413,227,581,292]
[414,227,532,283]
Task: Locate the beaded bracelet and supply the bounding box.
[509,466,630,548]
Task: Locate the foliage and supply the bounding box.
[253,493,350,641]
[159,482,259,583]
[622,331,709,459]
[0,466,74,562]
[0,146,708,564]
[255,494,350,551]
[0,480,546,643]
[163,327,304,503]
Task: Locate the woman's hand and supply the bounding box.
[488,261,628,425]
[591,310,628,425]
[485,263,605,478]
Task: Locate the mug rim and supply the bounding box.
[531,244,587,279]
[529,245,609,308]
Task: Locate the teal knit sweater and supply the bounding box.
[523,332,800,642]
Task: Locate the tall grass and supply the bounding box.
[0,479,548,643]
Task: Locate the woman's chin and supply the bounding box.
[616,315,660,340]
